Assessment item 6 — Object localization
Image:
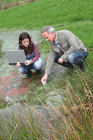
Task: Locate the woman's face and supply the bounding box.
[22,38,29,47]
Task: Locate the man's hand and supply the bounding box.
[16,62,21,67]
[58,58,63,64]
[25,60,31,66]
[41,74,48,84]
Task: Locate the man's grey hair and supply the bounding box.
[41,26,55,34]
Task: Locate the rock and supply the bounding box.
[45,91,63,107]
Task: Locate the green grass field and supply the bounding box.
[0,0,93,139]
[0,0,93,29]
[0,0,93,47]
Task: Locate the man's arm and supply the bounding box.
[60,32,79,62]
[45,44,56,74]
[41,44,56,84]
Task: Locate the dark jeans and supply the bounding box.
[68,51,88,65]
[54,51,88,68]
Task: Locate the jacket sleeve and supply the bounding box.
[60,32,79,62]
[45,44,56,74]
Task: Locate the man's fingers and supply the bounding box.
[41,78,45,84]
[41,79,44,84]
[41,78,46,84]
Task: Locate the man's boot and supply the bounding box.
[78,60,85,72]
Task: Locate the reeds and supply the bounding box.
[1,71,93,140]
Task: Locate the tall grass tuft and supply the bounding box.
[1,71,93,140]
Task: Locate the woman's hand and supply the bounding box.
[16,62,21,67]
[25,60,31,66]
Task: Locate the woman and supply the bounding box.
[16,32,43,77]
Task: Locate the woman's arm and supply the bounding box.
[31,43,39,63]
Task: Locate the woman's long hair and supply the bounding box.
[19,32,34,55]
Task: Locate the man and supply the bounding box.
[41,26,88,84]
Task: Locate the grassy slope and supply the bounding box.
[0,0,93,28]
[0,0,93,48]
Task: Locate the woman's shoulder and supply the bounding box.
[32,41,38,46]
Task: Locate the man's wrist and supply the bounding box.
[45,74,48,77]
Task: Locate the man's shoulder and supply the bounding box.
[56,30,74,40]
[57,30,72,34]
[55,30,71,38]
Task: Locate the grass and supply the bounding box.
[0,0,93,29]
[1,72,93,139]
[0,0,93,139]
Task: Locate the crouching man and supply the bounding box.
[41,26,88,84]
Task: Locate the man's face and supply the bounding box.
[42,31,55,43]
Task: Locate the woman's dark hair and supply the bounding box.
[19,32,34,55]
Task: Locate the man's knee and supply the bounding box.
[68,54,74,64]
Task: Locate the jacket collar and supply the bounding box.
[54,31,60,44]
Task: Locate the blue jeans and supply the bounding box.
[54,51,88,67]
[68,51,88,65]
[18,53,43,74]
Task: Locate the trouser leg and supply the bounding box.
[18,64,33,74]
[68,51,88,65]
[68,51,88,71]
[33,57,43,70]
[54,53,73,68]
[18,65,28,74]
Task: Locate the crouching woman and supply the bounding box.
[16,32,43,77]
